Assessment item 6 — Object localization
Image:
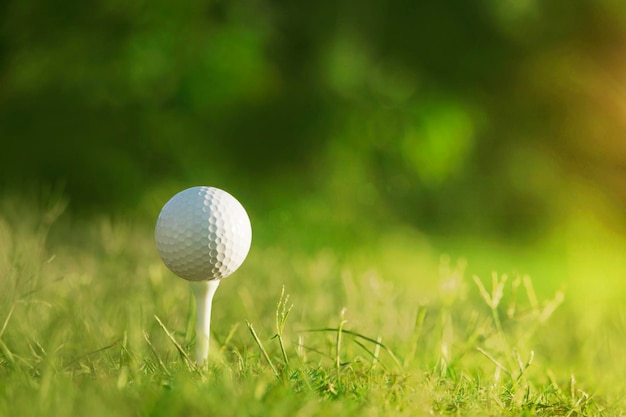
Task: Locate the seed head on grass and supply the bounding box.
[274,286,292,367]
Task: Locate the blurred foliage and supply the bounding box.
[0,0,625,241]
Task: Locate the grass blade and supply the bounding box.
[143,332,171,376]
[246,321,279,378]
[405,305,427,368]
[336,307,347,387]
[154,314,195,370]
[301,327,403,370]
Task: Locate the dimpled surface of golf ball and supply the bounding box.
[155,186,252,281]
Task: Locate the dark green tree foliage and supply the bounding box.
[0,0,624,238]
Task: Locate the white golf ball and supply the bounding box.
[155,186,252,281]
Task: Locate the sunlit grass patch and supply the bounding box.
[0,196,623,416]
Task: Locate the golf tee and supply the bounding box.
[190,279,220,366]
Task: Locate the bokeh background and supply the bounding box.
[1,0,625,301]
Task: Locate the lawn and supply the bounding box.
[0,195,624,416]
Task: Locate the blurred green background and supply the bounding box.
[1,0,625,299]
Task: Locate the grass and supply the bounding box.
[0,196,624,416]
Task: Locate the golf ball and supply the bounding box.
[155,186,252,281]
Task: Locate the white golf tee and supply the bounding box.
[190,280,221,366]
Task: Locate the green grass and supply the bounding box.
[0,197,624,416]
